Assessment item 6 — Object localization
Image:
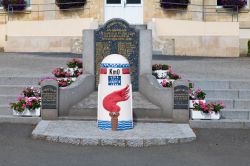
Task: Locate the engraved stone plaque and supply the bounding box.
[95,19,139,91]
[42,85,57,109]
[174,85,189,109]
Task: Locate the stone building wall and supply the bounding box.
[0,0,104,23]
[0,0,250,23]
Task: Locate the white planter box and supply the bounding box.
[153,70,170,79]
[189,100,206,109]
[157,79,175,86]
[191,109,220,120]
[13,108,40,117]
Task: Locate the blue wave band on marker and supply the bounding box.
[98,120,133,130]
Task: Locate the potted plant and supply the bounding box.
[2,0,27,11]
[160,79,173,88]
[189,88,206,108]
[10,87,41,117]
[67,58,83,68]
[152,64,171,79]
[191,101,223,120]
[160,0,190,9]
[167,70,181,80]
[57,78,74,87]
[220,0,247,10]
[56,0,87,10]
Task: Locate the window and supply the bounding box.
[0,0,31,10]
[0,0,3,9]
[126,0,141,4]
[217,0,249,9]
[107,0,121,4]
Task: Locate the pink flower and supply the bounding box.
[66,73,70,77]
[18,96,22,101]
[198,100,204,105]
[27,101,32,106]
[195,88,201,93]
[24,97,29,101]
[22,104,26,109]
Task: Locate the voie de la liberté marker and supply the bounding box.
[97,54,133,131]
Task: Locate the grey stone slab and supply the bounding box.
[204,89,238,99]
[139,30,152,75]
[243,121,250,128]
[82,30,95,75]
[190,119,246,128]
[81,138,99,146]
[0,77,43,85]
[234,99,250,109]
[221,110,249,120]
[0,95,18,105]
[0,115,41,124]
[59,136,81,145]
[126,139,144,147]
[101,139,126,147]
[0,105,12,115]
[230,81,250,89]
[32,120,196,147]
[239,90,250,99]
[192,80,230,90]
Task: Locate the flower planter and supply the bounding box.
[190,109,220,120]
[13,108,40,117]
[189,100,206,109]
[157,79,175,85]
[153,70,170,79]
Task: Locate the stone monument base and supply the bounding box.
[32,120,196,147]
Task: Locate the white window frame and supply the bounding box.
[216,0,249,10]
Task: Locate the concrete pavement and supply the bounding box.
[1,123,250,166]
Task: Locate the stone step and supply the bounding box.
[204,89,250,99]
[206,99,250,109]
[190,119,250,129]
[59,116,172,123]
[0,95,18,105]
[0,115,41,124]
[0,85,40,95]
[32,121,195,147]
[221,109,250,120]
[0,105,11,115]
[0,76,42,85]
[69,92,167,122]
[192,80,250,90]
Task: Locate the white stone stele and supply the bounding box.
[190,109,220,120]
[98,54,133,130]
[13,108,41,117]
[189,100,206,109]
